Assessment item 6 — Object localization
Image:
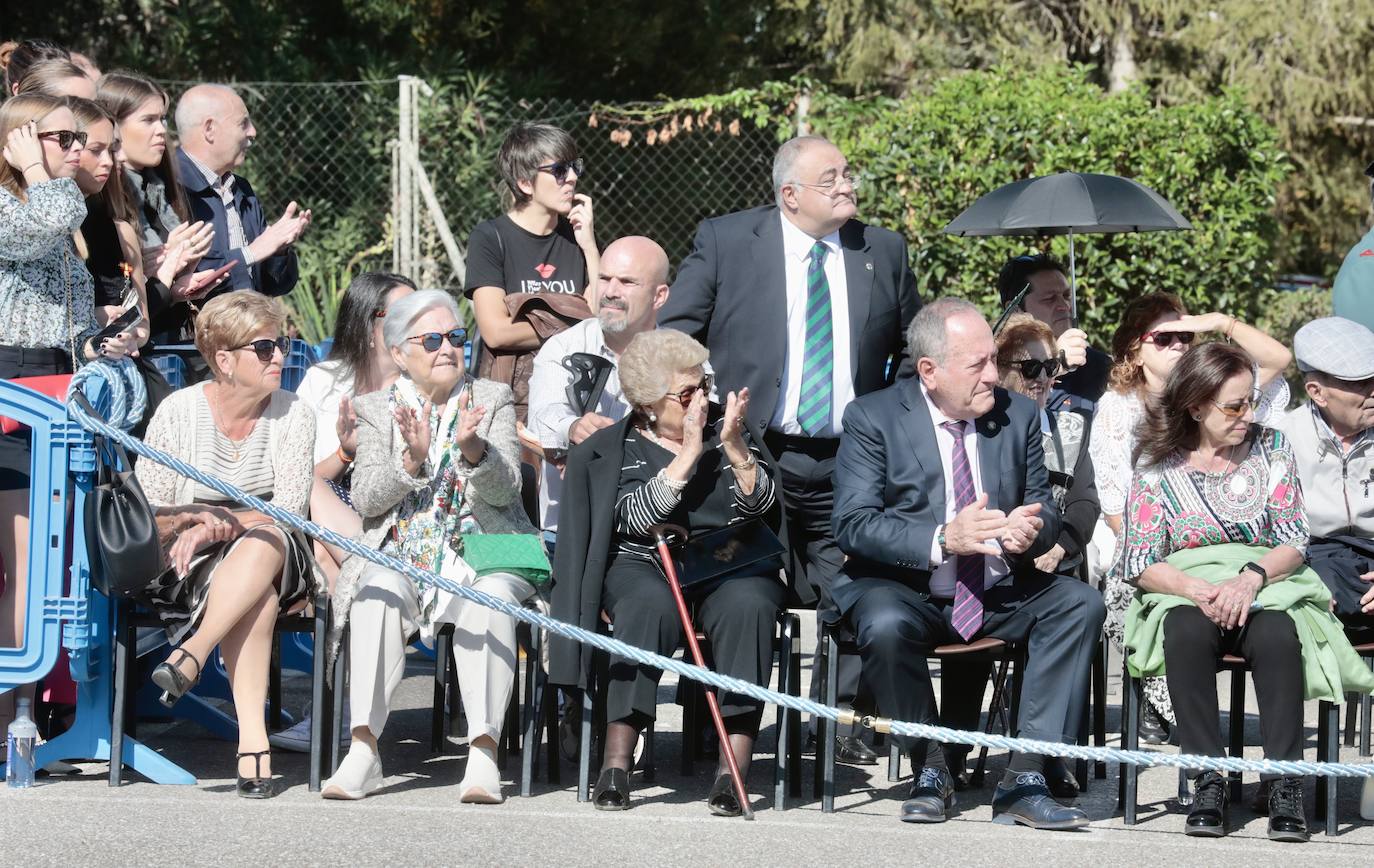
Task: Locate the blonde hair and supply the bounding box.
[194,291,288,379]
[0,93,67,198]
[618,329,709,409]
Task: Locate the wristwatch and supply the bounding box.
[1240,561,1269,586]
[936,525,948,557]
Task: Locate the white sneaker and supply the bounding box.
[458,743,505,804]
[321,742,383,800]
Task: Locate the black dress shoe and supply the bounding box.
[1185,771,1228,837]
[1267,776,1310,843]
[992,772,1089,830]
[942,748,971,791]
[900,767,956,823]
[706,773,742,817]
[835,735,879,766]
[1043,755,1079,802]
[236,750,276,800]
[1138,703,1172,746]
[592,767,631,811]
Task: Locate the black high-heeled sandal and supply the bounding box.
[592,767,631,811]
[707,773,742,817]
[150,648,203,708]
[237,750,276,799]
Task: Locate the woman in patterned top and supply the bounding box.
[550,329,784,817]
[1120,342,1310,841]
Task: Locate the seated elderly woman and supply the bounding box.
[549,328,785,817]
[322,289,541,805]
[135,291,318,799]
[1119,342,1374,843]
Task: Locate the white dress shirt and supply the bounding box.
[922,384,1009,597]
[527,317,631,534]
[772,213,853,437]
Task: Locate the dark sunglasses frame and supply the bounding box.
[537,158,584,185]
[1008,357,1062,380]
[38,129,88,151]
[407,328,467,353]
[1142,330,1195,349]
[665,375,712,407]
[1211,395,1261,419]
[233,336,290,363]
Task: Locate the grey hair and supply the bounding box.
[382,289,461,349]
[618,329,710,408]
[173,83,240,136]
[772,135,831,207]
[905,297,982,365]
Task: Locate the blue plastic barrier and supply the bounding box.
[149,353,187,390]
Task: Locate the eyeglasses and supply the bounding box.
[37,129,88,151]
[406,328,467,353]
[1142,330,1195,349]
[1007,357,1062,380]
[1211,392,1262,419]
[537,159,584,185]
[371,309,387,320]
[794,172,861,195]
[665,375,712,407]
[232,336,290,363]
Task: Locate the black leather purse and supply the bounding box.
[73,393,162,598]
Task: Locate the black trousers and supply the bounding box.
[846,573,1105,756]
[601,556,784,725]
[1162,607,1304,774]
[765,433,870,734]
[1308,536,1374,634]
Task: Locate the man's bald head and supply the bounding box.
[597,235,671,342]
[175,83,256,174]
[602,235,670,286]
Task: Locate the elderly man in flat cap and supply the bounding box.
[1277,317,1374,632]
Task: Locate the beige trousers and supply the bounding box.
[348,563,534,742]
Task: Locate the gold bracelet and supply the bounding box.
[1225,315,1238,340]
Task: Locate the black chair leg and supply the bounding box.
[1317,700,1339,836]
[972,654,1011,788]
[821,631,839,813]
[330,636,346,775]
[1228,669,1245,804]
[1361,657,1373,756]
[109,600,132,787]
[788,620,803,799]
[642,721,656,783]
[773,613,792,811]
[269,636,283,731]
[1093,637,1108,779]
[577,678,594,803]
[544,682,561,785]
[1120,667,1140,824]
[309,600,329,792]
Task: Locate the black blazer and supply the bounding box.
[829,379,1061,614]
[658,205,922,433]
[547,411,782,689]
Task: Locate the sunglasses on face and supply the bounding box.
[1210,392,1261,419]
[1142,330,1195,349]
[233,336,290,363]
[406,328,467,353]
[1008,357,1062,380]
[536,158,584,185]
[38,129,88,151]
[665,375,712,407]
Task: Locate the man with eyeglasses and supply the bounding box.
[1278,317,1374,638]
[995,254,1110,414]
[660,135,921,765]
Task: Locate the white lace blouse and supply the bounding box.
[1089,376,1291,517]
[0,179,98,351]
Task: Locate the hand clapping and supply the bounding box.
[455,388,487,465]
[394,398,432,475]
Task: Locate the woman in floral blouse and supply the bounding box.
[1120,342,1310,841]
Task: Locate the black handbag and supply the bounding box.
[73,393,162,598]
[663,519,786,595]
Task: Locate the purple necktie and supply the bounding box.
[941,420,984,640]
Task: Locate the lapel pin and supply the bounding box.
[865,262,873,271]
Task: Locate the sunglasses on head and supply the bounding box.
[665,375,712,407]
[233,336,290,363]
[1008,357,1062,380]
[1210,392,1261,419]
[406,328,467,353]
[537,158,584,185]
[38,129,88,151]
[1142,330,1195,349]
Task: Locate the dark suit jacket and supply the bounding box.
[546,411,783,689]
[659,205,921,433]
[829,379,1060,614]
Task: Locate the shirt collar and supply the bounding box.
[1309,400,1374,453]
[779,211,840,262]
[920,382,966,432]
[182,151,233,192]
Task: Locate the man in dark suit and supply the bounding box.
[660,135,921,764]
[833,298,1104,829]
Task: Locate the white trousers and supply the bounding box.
[348,563,534,742]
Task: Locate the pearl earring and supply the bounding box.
[648,411,657,423]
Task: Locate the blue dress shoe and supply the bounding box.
[900,767,956,823]
[992,772,1089,830]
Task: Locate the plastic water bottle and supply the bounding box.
[5,697,38,789]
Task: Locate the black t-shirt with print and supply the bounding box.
[463,214,588,299]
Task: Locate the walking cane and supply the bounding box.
[650,523,756,820]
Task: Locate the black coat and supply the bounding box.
[547,411,782,689]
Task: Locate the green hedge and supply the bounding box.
[815,66,1290,348]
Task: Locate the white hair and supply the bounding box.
[173,83,239,137]
[381,289,461,349]
[772,135,831,207]
[906,297,982,365]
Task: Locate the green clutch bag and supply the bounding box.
[460,533,551,586]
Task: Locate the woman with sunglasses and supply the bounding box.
[323,289,537,804]
[1091,292,1292,742]
[549,328,785,816]
[133,291,319,798]
[1118,341,1374,841]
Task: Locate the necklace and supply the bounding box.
[208,385,260,462]
[639,424,683,454]
[1190,442,1237,475]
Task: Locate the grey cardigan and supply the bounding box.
[327,375,535,659]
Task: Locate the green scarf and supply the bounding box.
[1124,543,1374,701]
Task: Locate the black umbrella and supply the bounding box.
[944,172,1192,326]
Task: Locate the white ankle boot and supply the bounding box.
[322,741,383,800]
